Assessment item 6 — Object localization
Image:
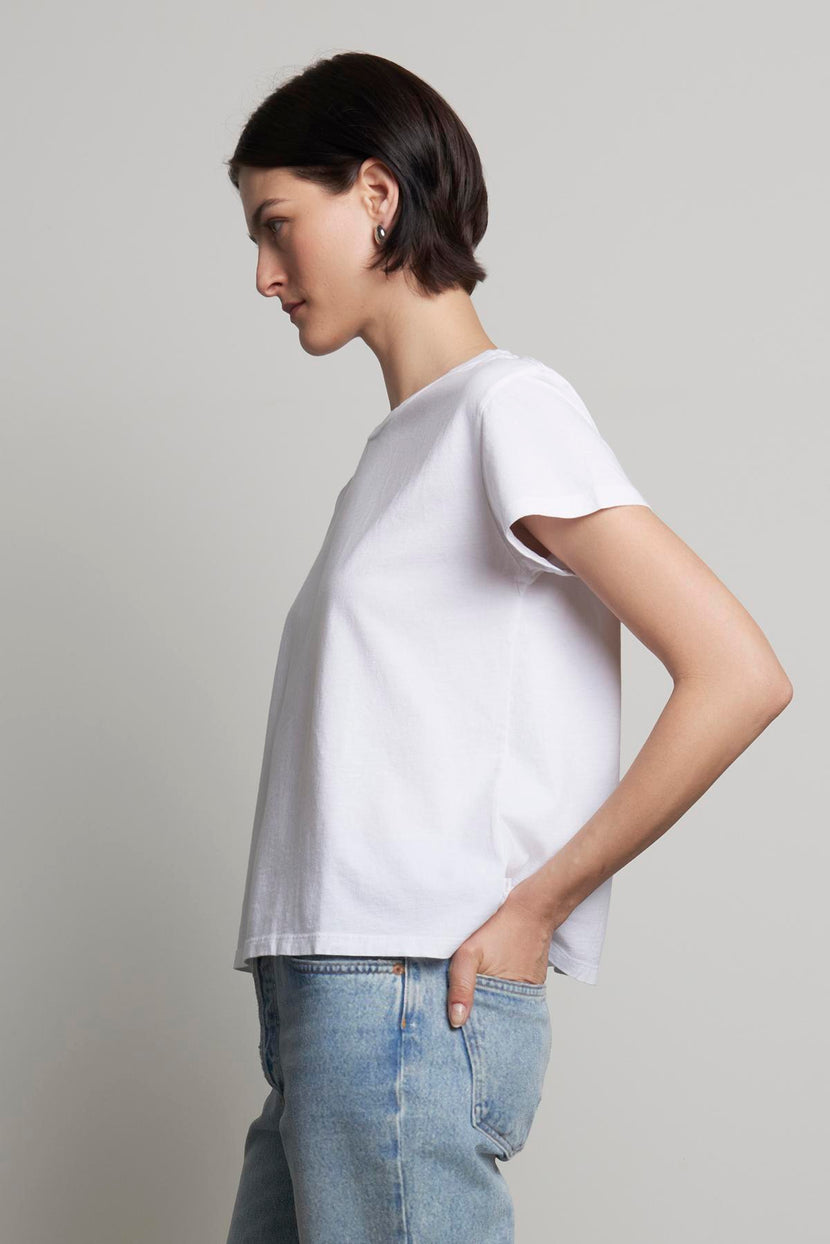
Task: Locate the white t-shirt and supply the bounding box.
[233,347,651,985]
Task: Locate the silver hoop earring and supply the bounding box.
[374,224,386,244]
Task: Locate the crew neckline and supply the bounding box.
[368,347,514,439]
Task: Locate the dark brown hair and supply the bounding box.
[225,52,489,297]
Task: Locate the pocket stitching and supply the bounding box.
[461,1007,513,1160]
[252,958,281,1093]
[475,971,548,997]
[462,989,551,1160]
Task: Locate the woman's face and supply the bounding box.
[237,163,397,356]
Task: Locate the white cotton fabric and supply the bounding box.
[233,347,651,984]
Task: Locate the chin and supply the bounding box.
[297,325,355,358]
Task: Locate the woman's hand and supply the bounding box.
[446,880,557,1028]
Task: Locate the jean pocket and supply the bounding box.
[252,956,282,1094]
[474,971,548,995]
[461,977,552,1159]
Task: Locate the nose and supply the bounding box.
[255,253,288,299]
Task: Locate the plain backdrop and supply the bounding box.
[1,3,826,1241]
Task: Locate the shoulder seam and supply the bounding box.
[477,358,594,431]
[477,359,544,420]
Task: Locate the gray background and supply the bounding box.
[1,3,825,1241]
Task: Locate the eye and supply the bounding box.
[265,218,285,238]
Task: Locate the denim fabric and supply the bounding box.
[226,955,553,1243]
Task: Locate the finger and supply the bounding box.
[447,953,478,1027]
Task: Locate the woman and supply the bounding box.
[224,52,792,1244]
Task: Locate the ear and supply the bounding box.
[356,157,399,231]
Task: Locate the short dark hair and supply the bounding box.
[225,52,489,297]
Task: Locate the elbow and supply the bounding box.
[750,663,793,722]
[777,673,794,707]
[729,638,794,717]
[677,658,793,722]
[771,673,794,713]
[735,671,793,738]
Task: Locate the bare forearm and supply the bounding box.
[519,669,793,930]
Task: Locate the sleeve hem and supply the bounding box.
[502,492,652,576]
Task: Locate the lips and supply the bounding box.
[284,300,304,315]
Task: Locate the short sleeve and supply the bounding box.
[478,364,652,577]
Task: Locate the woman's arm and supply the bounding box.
[446,504,792,1025]
[510,504,793,930]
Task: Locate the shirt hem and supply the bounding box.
[233,934,601,985]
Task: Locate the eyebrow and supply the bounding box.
[247,197,290,242]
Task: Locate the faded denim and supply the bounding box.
[225,954,552,1243]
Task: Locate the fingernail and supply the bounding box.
[451,1003,467,1027]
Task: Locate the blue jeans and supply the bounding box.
[226,955,553,1243]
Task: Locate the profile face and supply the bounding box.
[238,163,395,356]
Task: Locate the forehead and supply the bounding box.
[237,166,310,211]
